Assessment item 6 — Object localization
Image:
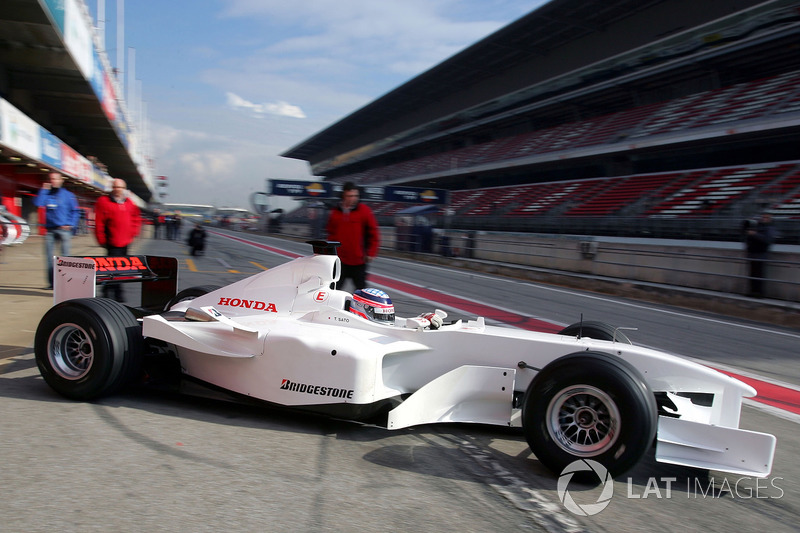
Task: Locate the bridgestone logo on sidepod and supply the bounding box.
[280,379,354,399]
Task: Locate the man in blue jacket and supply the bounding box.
[34,172,80,289]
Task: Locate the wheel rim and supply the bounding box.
[48,323,94,380]
[547,385,620,456]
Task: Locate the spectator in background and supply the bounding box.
[166,211,182,240]
[152,208,162,239]
[744,213,776,298]
[34,172,80,289]
[174,211,183,240]
[187,223,206,256]
[94,178,141,301]
[76,207,88,234]
[164,213,173,239]
[326,182,380,291]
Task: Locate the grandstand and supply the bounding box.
[283,0,800,243]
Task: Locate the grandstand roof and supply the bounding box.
[0,0,149,200]
[282,0,779,171]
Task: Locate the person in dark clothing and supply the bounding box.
[152,209,162,239]
[187,224,207,256]
[744,213,776,298]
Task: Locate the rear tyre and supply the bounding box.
[164,285,221,311]
[34,298,143,400]
[558,320,631,344]
[522,351,657,479]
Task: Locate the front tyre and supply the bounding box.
[34,298,143,400]
[522,351,657,478]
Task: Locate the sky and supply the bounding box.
[89,0,544,210]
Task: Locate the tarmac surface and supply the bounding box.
[2,228,798,533]
[2,227,799,365]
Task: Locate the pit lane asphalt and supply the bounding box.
[2,229,799,533]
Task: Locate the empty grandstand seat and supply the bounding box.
[564,172,680,217]
[645,165,787,218]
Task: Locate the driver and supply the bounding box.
[347,288,444,329]
[349,288,396,325]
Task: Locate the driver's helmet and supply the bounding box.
[349,288,395,324]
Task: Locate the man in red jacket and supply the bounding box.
[326,182,380,291]
[94,178,141,300]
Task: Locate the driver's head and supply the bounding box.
[349,288,395,324]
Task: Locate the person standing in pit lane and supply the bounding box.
[34,172,80,289]
[326,182,380,291]
[94,178,141,301]
[744,212,777,298]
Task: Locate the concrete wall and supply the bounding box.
[389,228,800,302]
[284,223,800,302]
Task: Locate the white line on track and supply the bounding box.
[215,257,235,269]
[743,398,800,424]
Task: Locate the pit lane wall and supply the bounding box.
[284,221,800,303]
[423,231,800,301]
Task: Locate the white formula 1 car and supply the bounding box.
[35,242,776,478]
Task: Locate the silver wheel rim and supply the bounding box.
[48,323,94,380]
[547,385,620,456]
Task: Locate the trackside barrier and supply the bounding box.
[276,223,800,302]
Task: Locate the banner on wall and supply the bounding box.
[267,179,449,205]
[384,186,448,204]
[63,0,93,79]
[61,144,92,183]
[0,98,42,160]
[90,166,111,192]
[269,179,333,198]
[101,71,118,122]
[40,130,62,167]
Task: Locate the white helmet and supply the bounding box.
[348,288,395,324]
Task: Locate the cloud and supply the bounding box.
[135,0,538,209]
[225,92,306,119]
[149,118,312,208]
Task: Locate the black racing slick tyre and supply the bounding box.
[521,351,657,479]
[164,285,222,311]
[558,320,631,344]
[34,298,143,400]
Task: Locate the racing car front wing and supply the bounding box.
[655,416,776,477]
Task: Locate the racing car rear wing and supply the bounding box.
[54,255,178,311]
